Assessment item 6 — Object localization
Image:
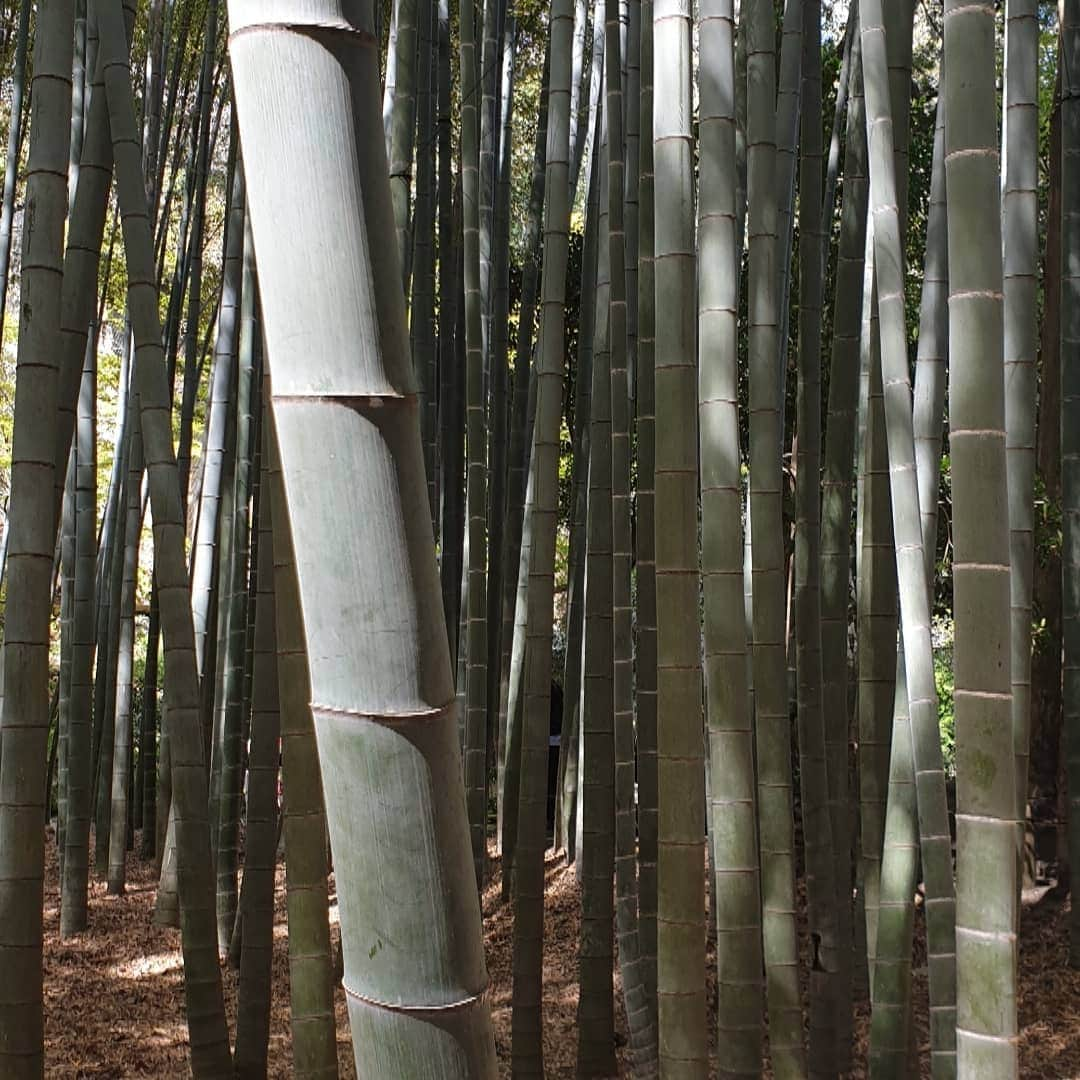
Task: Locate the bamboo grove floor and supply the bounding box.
[40,835,1080,1077]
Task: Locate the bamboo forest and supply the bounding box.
[3,0,1080,1075]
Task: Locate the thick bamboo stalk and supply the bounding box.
[634,0,657,1023]
[945,0,1019,1066]
[698,0,762,1067]
[228,1,499,1072]
[1003,0,1039,872]
[0,0,74,1066]
[577,104,617,1078]
[746,0,804,1065]
[654,0,707,1064]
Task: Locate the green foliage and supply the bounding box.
[932,616,955,778]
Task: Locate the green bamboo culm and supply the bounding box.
[654,0,708,1066]
[819,25,866,1066]
[461,0,492,889]
[794,0,839,1070]
[745,0,805,1063]
[227,1,499,1074]
[944,0,1020,1066]
[508,0,573,1067]
[0,0,74,1067]
[1064,0,1080,975]
[271,432,340,1080]
[97,0,233,1068]
[912,85,954,1075]
[606,0,656,1065]
[634,0,659,1024]
[859,0,958,1072]
[697,0,763,1066]
[577,104,617,1077]
[1002,0,1039,883]
[233,418,281,1079]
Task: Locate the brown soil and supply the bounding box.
[40,837,1080,1077]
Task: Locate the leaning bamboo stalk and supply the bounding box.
[97,0,232,1069]
[228,1,500,1072]
[859,0,958,1073]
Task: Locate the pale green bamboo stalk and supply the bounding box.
[387,0,420,287]
[773,0,802,413]
[698,0,762,1067]
[912,92,954,1076]
[57,456,75,876]
[190,157,245,677]
[607,0,655,1064]
[229,1,499,1071]
[859,0,958,1074]
[484,11,516,876]
[509,1,574,1065]
[215,196,259,956]
[654,0,706,1064]
[746,0,804,1065]
[819,29,866,1068]
[568,0,591,197]
[61,339,98,935]
[1063,0,1080,975]
[577,104,617,1078]
[1002,0,1039,867]
[97,0,232,1069]
[634,0,658,1024]
[107,403,144,896]
[479,0,507,356]
[233,425,280,1077]
[271,430,339,1080]
[624,0,640,400]
[498,44,549,857]
[856,218,897,1001]
[461,0,491,887]
[563,80,602,877]
[944,0,1019,1069]
[794,2,838,1072]
[411,0,438,524]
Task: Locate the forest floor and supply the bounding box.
[41,834,1080,1077]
